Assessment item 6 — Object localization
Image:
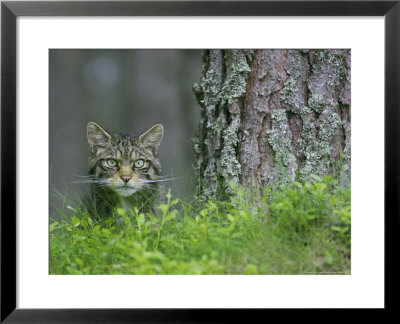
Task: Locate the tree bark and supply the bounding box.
[193,49,351,197]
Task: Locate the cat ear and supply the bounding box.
[139,124,164,155]
[87,122,112,153]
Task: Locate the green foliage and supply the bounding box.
[50,178,351,275]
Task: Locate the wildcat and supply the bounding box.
[85,121,164,218]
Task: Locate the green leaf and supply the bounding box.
[87,217,93,226]
[49,222,60,233]
[166,189,172,201]
[244,264,258,274]
[117,208,127,217]
[71,217,80,227]
[158,204,168,214]
[102,228,111,235]
[310,174,322,182]
[138,214,145,225]
[75,258,84,266]
[325,252,334,266]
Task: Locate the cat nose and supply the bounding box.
[120,175,132,183]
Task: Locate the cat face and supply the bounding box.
[87,122,163,197]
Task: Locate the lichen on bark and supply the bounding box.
[267,109,298,190]
[193,50,252,197]
[194,49,351,198]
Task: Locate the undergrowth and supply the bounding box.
[50,176,350,275]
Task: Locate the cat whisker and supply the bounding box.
[71,173,99,179]
[72,179,93,182]
[143,177,181,183]
[72,178,109,184]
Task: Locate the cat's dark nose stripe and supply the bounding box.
[121,175,132,183]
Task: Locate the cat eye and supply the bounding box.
[106,159,118,168]
[133,159,144,168]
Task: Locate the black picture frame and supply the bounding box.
[1,0,398,322]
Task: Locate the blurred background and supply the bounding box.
[50,50,202,217]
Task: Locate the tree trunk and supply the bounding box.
[193,49,351,197]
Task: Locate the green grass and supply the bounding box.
[50,176,350,275]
